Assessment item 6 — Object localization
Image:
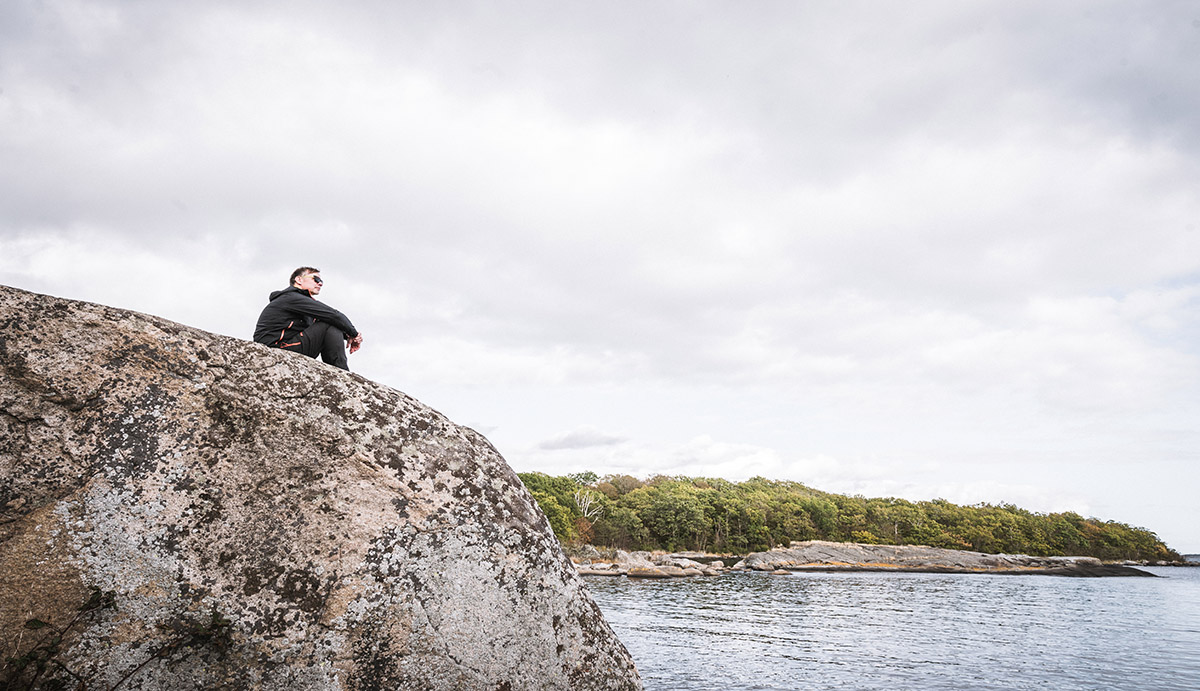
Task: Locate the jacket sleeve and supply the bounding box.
[278,292,358,338]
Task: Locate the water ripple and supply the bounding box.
[587,567,1200,691]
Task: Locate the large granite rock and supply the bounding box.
[737,540,1154,577]
[0,286,641,690]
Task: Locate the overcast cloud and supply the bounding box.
[3,0,1198,551]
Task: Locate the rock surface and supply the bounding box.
[0,286,641,690]
[737,540,1155,577]
[576,551,728,578]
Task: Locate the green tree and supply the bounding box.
[591,505,649,549]
[530,490,577,543]
[568,470,599,486]
[520,472,582,517]
[517,472,1179,560]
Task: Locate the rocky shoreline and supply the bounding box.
[574,540,1170,578]
[575,550,732,578]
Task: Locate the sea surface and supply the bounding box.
[585,566,1200,691]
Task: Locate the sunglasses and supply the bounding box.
[309,275,323,285]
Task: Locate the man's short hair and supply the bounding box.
[290,266,321,286]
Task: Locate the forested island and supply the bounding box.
[519,472,1181,563]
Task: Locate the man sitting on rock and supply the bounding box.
[253,266,363,370]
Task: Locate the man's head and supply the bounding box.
[290,266,323,296]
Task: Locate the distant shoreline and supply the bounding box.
[574,541,1198,579]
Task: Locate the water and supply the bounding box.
[585,567,1200,690]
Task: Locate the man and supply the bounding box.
[253,266,364,370]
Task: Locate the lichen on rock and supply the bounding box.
[0,285,641,690]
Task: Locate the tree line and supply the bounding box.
[518,471,1180,562]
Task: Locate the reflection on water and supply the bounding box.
[586,567,1200,691]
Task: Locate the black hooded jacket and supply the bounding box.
[253,286,358,347]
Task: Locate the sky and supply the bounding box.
[2,1,1198,552]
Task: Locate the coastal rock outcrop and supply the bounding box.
[737,540,1154,577]
[0,286,641,690]
[575,551,728,578]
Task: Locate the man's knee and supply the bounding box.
[321,352,349,370]
[319,325,349,370]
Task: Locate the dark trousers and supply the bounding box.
[279,321,349,370]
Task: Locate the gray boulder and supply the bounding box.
[626,566,679,579]
[573,544,603,561]
[662,557,705,570]
[612,551,655,568]
[0,286,641,690]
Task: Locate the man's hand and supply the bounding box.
[348,333,364,354]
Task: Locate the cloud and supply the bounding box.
[0,231,269,338]
[537,426,628,451]
[2,1,1199,550]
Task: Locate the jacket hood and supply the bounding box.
[269,286,309,301]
